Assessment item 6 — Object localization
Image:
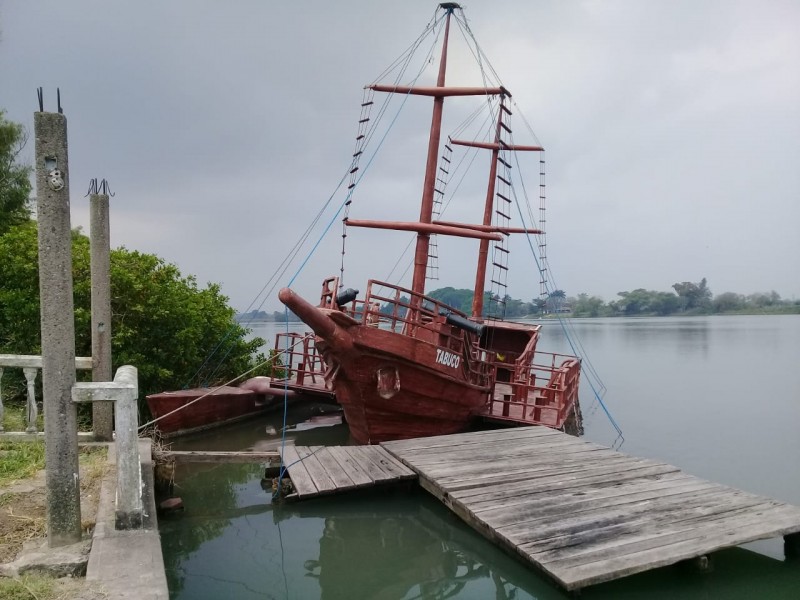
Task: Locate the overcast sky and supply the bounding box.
[2,0,798,312]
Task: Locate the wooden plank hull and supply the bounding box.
[145,386,279,437]
[324,327,491,444]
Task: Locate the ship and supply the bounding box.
[278,2,581,444]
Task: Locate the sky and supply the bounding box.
[1,0,798,312]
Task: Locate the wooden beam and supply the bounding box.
[160,450,280,464]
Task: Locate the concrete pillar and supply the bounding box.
[112,366,142,529]
[34,110,82,547]
[89,192,113,441]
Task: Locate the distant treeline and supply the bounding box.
[238,278,799,321]
[236,310,302,323]
[419,280,800,317]
[568,278,800,317]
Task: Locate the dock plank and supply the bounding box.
[326,446,374,487]
[308,446,355,489]
[381,426,800,591]
[349,446,416,480]
[279,445,318,498]
[295,446,337,493]
[279,445,417,499]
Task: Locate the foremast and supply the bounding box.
[450,98,544,317]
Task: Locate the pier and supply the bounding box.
[279,426,800,591]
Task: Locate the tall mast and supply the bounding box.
[410,4,455,297]
[451,100,544,318]
[362,3,517,304]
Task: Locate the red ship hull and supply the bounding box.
[145,386,274,437]
[327,331,490,444]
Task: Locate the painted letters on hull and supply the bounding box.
[325,339,490,444]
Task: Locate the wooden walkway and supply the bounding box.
[380,426,800,590]
[279,445,416,499]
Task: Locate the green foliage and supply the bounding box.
[426,287,537,318]
[712,292,746,313]
[0,223,265,410]
[426,287,473,313]
[546,289,567,313]
[672,277,712,312]
[0,440,45,487]
[0,574,57,600]
[614,288,681,316]
[0,111,33,235]
[572,294,609,318]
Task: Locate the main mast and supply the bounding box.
[409,3,455,297]
[349,2,520,302]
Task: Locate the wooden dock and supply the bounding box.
[280,426,800,590]
[381,426,800,590]
[278,445,416,499]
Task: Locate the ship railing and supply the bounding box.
[317,278,493,386]
[273,332,327,388]
[362,280,466,332]
[463,339,496,388]
[487,352,581,429]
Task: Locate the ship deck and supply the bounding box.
[278,426,800,591]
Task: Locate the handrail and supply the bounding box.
[0,354,93,433]
[486,351,581,429]
[0,354,92,369]
[73,365,142,530]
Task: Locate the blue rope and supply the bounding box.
[509,168,624,446]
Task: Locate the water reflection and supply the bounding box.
[275,491,567,600]
[301,507,487,599]
[160,462,258,595]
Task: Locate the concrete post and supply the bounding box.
[89,192,113,441]
[112,366,142,529]
[72,365,142,529]
[34,110,82,547]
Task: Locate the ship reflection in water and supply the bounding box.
[280,498,540,600]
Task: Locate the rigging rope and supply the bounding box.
[189,14,446,389]
[506,143,623,448]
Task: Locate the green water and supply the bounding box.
[160,316,800,599]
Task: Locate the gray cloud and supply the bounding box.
[2,0,798,311]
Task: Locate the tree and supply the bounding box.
[712,292,746,313]
[746,291,781,309]
[672,278,712,312]
[0,222,268,407]
[547,289,566,313]
[572,293,606,317]
[532,298,547,315]
[0,111,32,234]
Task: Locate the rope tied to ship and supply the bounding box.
[138,334,310,431]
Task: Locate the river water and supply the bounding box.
[160,315,800,599]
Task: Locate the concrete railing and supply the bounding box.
[72,365,142,530]
[0,354,92,433]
